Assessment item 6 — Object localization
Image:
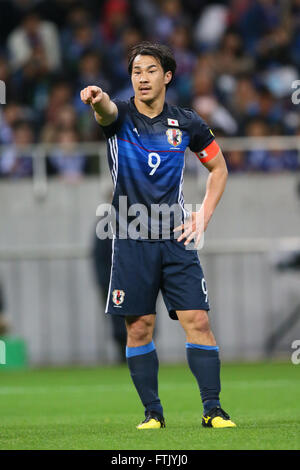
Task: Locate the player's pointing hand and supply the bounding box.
[80,86,117,126]
[80,86,103,107]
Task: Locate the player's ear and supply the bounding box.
[164,71,172,86]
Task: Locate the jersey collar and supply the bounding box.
[130,96,168,124]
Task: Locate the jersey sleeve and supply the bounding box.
[188,110,220,163]
[98,100,128,138]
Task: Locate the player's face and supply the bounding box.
[131,55,172,103]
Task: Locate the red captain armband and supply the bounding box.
[194,140,220,164]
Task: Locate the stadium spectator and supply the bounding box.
[41,104,77,144]
[100,0,130,46]
[45,80,73,123]
[256,25,293,70]
[167,24,196,105]
[168,25,195,77]
[255,86,284,127]
[245,117,272,171]
[7,9,61,72]
[131,0,159,38]
[225,150,247,173]
[214,29,254,77]
[229,76,259,133]
[260,149,300,172]
[0,102,28,145]
[192,66,215,100]
[63,22,103,72]
[153,0,186,43]
[261,123,300,171]
[0,120,34,178]
[48,128,86,181]
[232,0,280,55]
[194,3,229,50]
[193,96,238,136]
[60,3,95,42]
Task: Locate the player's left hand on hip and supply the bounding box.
[173,211,204,247]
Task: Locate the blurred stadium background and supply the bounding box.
[0,0,300,368]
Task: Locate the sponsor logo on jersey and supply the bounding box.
[112,289,125,306]
[166,128,182,147]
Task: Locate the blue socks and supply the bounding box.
[186,343,221,415]
[126,341,221,417]
[126,340,163,417]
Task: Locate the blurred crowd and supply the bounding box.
[0,0,300,179]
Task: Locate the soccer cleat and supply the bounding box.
[202,406,236,428]
[136,411,166,430]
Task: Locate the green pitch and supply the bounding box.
[0,362,299,450]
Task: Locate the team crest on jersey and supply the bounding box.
[166,128,182,147]
[112,289,125,306]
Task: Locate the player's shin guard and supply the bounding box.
[126,341,163,417]
[186,343,221,415]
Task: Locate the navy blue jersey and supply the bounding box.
[100,97,219,240]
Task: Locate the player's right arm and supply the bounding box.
[80,86,118,127]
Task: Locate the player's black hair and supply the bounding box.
[128,42,176,88]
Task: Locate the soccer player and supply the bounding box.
[80,42,236,429]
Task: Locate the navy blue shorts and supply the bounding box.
[105,238,210,320]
